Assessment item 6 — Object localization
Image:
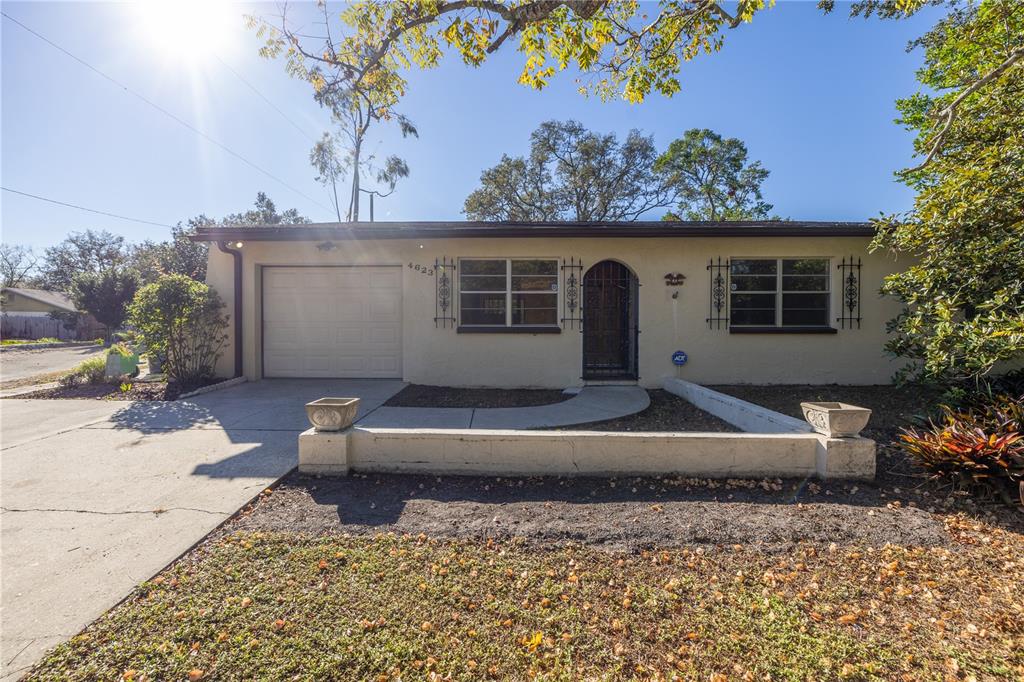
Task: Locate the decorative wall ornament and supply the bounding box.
[837,256,862,329]
[560,257,584,329]
[706,257,730,329]
[315,241,339,252]
[664,272,686,286]
[434,257,456,328]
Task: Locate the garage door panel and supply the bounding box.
[263,266,402,378]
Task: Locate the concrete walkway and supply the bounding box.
[357,386,650,429]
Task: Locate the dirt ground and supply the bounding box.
[546,389,738,432]
[14,376,224,401]
[385,384,571,408]
[229,471,961,552]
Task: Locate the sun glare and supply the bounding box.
[134,0,239,64]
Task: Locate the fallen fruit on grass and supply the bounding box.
[188,670,204,681]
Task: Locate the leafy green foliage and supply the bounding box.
[220,192,310,226]
[898,392,1023,505]
[256,1,771,105]
[654,128,774,220]
[0,243,38,288]
[39,230,127,292]
[130,222,211,285]
[69,268,139,340]
[58,356,107,388]
[871,1,1024,382]
[465,119,673,221]
[129,275,228,387]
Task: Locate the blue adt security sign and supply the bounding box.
[672,350,688,366]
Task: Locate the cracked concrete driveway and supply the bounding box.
[0,379,404,680]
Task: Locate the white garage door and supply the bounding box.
[262,266,402,378]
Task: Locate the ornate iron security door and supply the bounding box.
[582,260,638,380]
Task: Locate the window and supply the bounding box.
[730,258,830,328]
[460,259,558,327]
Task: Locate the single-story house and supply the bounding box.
[193,221,906,387]
[0,287,78,316]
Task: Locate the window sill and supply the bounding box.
[457,326,562,334]
[729,326,838,334]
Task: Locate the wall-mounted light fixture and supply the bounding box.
[233,241,244,249]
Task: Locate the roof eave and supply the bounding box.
[190,221,875,242]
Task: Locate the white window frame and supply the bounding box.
[458,257,560,328]
[730,257,831,328]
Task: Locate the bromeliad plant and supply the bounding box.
[897,393,1023,506]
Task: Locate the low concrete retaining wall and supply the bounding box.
[663,378,812,433]
[300,427,875,480]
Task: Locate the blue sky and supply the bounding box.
[2,1,941,251]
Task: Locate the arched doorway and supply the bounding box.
[582,260,639,380]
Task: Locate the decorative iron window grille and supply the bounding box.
[434,257,456,328]
[706,257,730,329]
[561,257,583,329]
[837,256,862,329]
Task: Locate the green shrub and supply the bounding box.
[107,342,133,357]
[59,357,108,388]
[128,274,228,388]
[897,393,1023,505]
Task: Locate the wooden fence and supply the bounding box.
[0,314,105,341]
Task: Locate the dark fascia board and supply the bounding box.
[191,220,875,242]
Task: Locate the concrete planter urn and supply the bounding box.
[305,398,360,432]
[800,402,872,438]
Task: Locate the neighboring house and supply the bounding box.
[194,221,905,387]
[0,287,103,340]
[0,287,77,316]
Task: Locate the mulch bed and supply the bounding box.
[234,471,957,551]
[546,389,738,432]
[385,383,572,409]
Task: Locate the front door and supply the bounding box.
[582,260,638,380]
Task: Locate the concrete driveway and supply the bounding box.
[0,345,104,384]
[0,378,404,680]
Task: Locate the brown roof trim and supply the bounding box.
[191,220,874,242]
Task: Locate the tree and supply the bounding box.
[308,90,417,222]
[257,2,770,106]
[131,219,212,284]
[129,274,228,387]
[38,230,128,292]
[0,244,38,288]
[69,268,140,341]
[465,120,673,221]
[654,128,774,221]
[221,192,311,226]
[869,0,1024,382]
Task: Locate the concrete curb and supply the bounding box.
[0,342,102,353]
[663,378,813,434]
[176,376,247,400]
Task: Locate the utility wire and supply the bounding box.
[2,187,177,228]
[1,11,332,213]
[213,54,319,144]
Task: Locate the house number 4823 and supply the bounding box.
[408,262,434,276]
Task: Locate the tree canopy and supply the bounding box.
[38,230,128,291]
[654,128,773,221]
[258,1,771,106]
[871,0,1024,381]
[464,120,672,221]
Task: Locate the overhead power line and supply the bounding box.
[213,54,319,144]
[1,11,332,213]
[2,186,177,228]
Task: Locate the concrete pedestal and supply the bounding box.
[298,427,351,475]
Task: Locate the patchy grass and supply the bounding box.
[28,517,1024,681]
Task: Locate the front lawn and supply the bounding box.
[28,521,1024,681]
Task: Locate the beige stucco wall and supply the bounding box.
[204,235,908,387]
